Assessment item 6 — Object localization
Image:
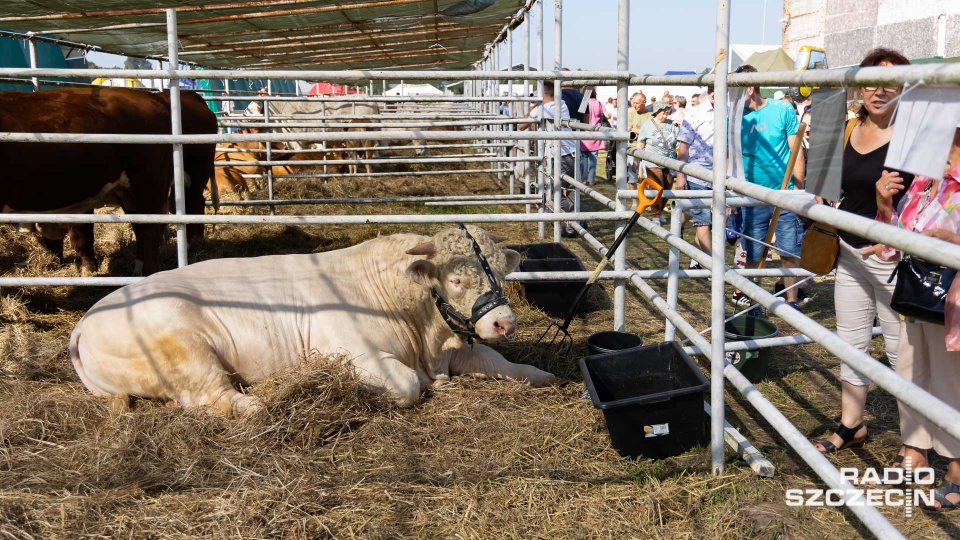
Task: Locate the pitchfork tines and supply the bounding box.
[538,320,576,356]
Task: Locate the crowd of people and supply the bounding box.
[516,51,960,511]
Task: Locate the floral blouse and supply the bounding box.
[879,161,960,350]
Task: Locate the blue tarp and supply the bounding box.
[0,30,90,91]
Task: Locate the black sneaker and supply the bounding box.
[774,281,812,304]
[561,227,579,238]
[787,301,803,312]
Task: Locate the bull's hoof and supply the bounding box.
[107,394,131,415]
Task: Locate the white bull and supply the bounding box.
[70,226,563,416]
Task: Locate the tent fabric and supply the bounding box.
[0,35,30,91]
[0,1,528,71]
[742,48,795,73]
[384,83,442,96]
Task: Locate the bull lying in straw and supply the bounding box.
[70,226,564,416]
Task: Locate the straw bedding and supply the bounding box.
[0,163,957,539]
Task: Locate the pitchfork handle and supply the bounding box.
[557,211,642,330]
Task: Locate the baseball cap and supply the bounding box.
[773,90,785,100]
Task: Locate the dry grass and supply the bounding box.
[1,163,959,539]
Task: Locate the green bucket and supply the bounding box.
[724,314,779,383]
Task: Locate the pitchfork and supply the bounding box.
[537,177,663,354]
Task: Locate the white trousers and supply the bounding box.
[897,321,960,458]
[834,239,901,386]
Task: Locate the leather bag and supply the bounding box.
[799,118,858,274]
[887,256,957,325]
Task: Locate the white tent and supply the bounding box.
[384,83,444,96]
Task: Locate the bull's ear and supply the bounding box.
[405,259,437,287]
[503,248,521,273]
[488,233,508,243]
[406,241,437,257]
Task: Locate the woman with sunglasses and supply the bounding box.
[814,48,914,454]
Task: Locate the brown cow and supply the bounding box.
[0,87,173,275]
[210,144,299,199]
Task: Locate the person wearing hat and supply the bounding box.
[636,100,679,223]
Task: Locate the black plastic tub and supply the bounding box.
[504,243,591,318]
[579,341,709,459]
[586,331,643,355]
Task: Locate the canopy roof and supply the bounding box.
[742,48,795,73]
[0,0,528,71]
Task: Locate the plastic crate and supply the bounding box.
[504,243,591,318]
[579,341,709,459]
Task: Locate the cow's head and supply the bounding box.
[405,225,520,342]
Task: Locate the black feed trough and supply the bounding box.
[505,243,597,319]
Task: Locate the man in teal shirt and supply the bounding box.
[734,65,806,310]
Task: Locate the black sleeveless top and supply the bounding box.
[839,141,913,247]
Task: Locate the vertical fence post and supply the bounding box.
[536,0,545,239]
[552,0,562,243]
[27,33,39,92]
[508,27,515,195]
[614,0,629,332]
[710,0,732,476]
[165,9,188,269]
[265,80,276,215]
[524,13,532,215]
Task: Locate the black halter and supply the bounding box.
[431,224,511,345]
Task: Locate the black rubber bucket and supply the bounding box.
[724,314,779,383]
[586,331,643,355]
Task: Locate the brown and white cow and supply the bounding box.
[0,87,173,275]
[70,226,564,416]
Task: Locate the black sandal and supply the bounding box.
[877,454,933,486]
[815,423,866,453]
[924,479,960,512]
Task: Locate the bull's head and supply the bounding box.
[405,226,520,342]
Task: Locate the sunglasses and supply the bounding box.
[863,86,900,93]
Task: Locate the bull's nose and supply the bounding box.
[493,317,516,338]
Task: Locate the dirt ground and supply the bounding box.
[1,159,958,539]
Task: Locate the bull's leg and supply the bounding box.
[68,221,99,275]
[131,223,163,276]
[447,344,566,387]
[39,236,65,262]
[364,145,375,174]
[351,352,422,407]
[154,335,264,418]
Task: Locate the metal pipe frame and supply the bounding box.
[0,4,952,536]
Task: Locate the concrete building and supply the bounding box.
[783,0,960,67]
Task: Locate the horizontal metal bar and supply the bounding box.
[0,276,141,287]
[627,63,960,88]
[219,142,514,154]
[0,131,628,144]
[221,119,529,128]
[682,327,882,357]
[208,95,541,103]
[0,210,632,225]
[213,194,539,207]
[266,168,514,179]
[0,68,632,82]
[214,156,535,166]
